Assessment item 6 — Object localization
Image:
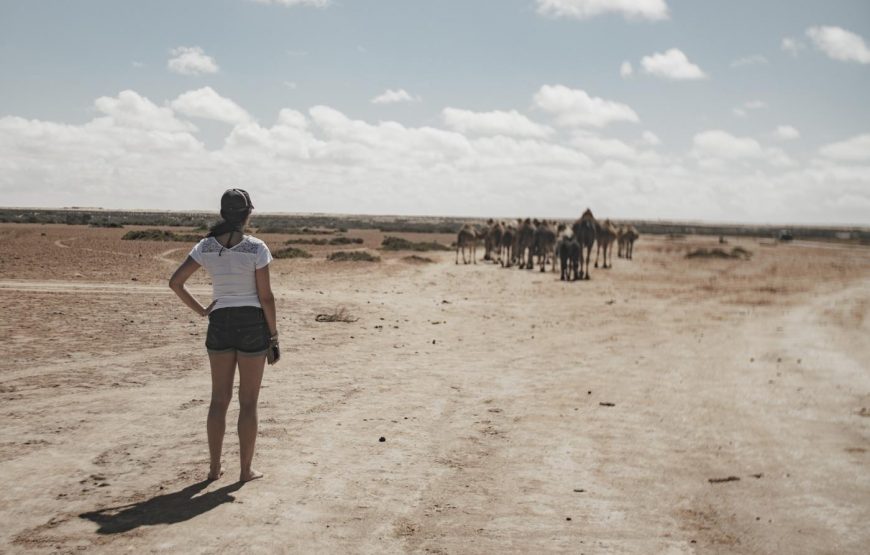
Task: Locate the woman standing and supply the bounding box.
[169,189,279,482]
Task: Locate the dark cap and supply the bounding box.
[221,188,253,212]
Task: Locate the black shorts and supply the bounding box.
[206,306,269,357]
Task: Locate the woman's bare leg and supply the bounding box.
[207,351,237,480]
[237,354,266,481]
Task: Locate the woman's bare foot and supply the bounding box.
[240,468,263,482]
[207,464,224,481]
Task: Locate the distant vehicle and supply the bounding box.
[777,230,794,241]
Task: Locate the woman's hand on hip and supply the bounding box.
[199,300,218,317]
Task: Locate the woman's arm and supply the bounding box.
[255,264,278,337]
[169,256,215,316]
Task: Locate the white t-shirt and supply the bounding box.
[188,235,273,311]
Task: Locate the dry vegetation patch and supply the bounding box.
[381,236,450,252]
[327,250,380,262]
[686,247,752,260]
[257,225,342,234]
[314,307,359,323]
[273,246,312,259]
[402,255,434,264]
[121,229,201,242]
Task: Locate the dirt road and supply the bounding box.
[1,224,868,553]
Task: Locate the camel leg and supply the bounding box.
[584,246,592,279]
[472,243,477,264]
[455,245,459,265]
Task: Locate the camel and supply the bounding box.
[486,220,504,264]
[534,220,557,272]
[556,224,580,281]
[594,218,618,269]
[500,223,517,267]
[571,209,597,280]
[455,224,478,265]
[516,218,537,270]
[622,225,639,260]
[616,225,627,258]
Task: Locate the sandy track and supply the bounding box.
[0,227,868,554]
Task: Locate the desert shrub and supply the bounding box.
[90,221,124,228]
[328,236,364,245]
[377,223,459,233]
[686,247,752,260]
[314,307,359,323]
[285,238,328,245]
[402,255,434,263]
[380,236,450,252]
[273,247,312,259]
[256,224,338,234]
[122,229,201,242]
[327,251,380,262]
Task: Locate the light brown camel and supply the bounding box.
[455,224,478,265]
[594,218,618,269]
[534,220,557,272]
[616,225,627,258]
[571,209,597,280]
[516,218,537,270]
[623,225,639,260]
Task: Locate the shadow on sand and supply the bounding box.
[80,480,244,534]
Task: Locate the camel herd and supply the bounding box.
[455,209,639,281]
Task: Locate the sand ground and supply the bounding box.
[1,223,868,554]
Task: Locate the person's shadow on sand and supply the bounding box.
[80,480,244,534]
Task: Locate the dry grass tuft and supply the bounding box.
[273,246,312,259]
[122,229,200,242]
[315,307,359,323]
[686,247,752,260]
[381,236,451,252]
[328,250,380,262]
[402,255,434,264]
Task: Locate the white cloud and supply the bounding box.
[732,99,766,117]
[4,89,870,224]
[620,61,633,78]
[533,85,639,128]
[371,89,421,104]
[692,129,793,167]
[283,81,298,90]
[535,0,669,21]
[640,48,707,80]
[806,26,870,64]
[250,0,330,7]
[441,108,552,138]
[94,90,195,132]
[170,87,251,125]
[819,134,870,161]
[781,37,805,56]
[131,61,145,68]
[571,132,637,159]
[167,46,219,76]
[774,125,800,141]
[642,130,661,146]
[730,54,768,68]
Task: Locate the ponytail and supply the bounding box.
[207,208,251,238]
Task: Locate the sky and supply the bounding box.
[1,0,869,225]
